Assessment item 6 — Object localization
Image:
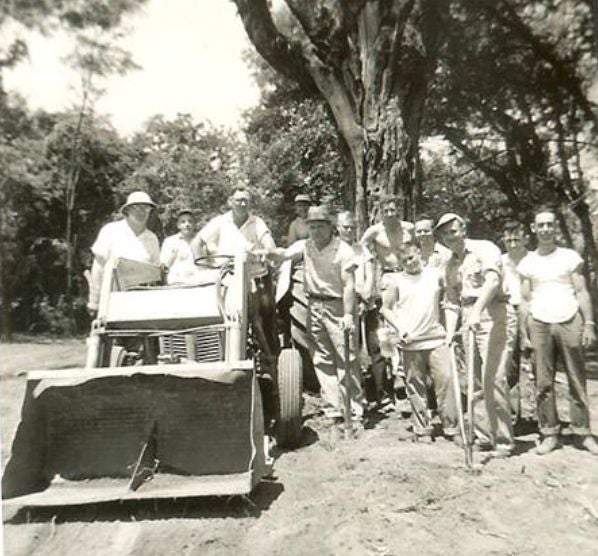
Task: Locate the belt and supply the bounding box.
[462,295,509,306]
[307,293,342,302]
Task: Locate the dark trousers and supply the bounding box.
[529,313,591,436]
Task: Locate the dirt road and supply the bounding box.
[2,339,598,556]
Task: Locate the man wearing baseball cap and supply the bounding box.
[287,193,311,245]
[87,191,160,315]
[269,206,364,422]
[436,212,515,457]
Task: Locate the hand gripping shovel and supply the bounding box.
[342,328,354,440]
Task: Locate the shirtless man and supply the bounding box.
[360,194,414,273]
[359,194,414,405]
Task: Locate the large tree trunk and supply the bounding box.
[234,0,450,233]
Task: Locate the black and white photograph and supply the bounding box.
[1,1,598,554]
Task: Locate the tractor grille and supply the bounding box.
[161,329,224,363]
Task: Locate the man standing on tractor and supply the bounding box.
[160,208,201,285]
[436,212,515,458]
[269,206,363,422]
[379,242,459,442]
[87,191,160,316]
[517,206,598,455]
[287,193,311,245]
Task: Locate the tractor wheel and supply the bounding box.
[276,348,303,449]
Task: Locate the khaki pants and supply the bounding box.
[307,298,363,415]
[462,301,514,450]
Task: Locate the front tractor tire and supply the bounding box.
[276,348,303,449]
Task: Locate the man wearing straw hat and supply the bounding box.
[436,212,515,458]
[87,191,160,316]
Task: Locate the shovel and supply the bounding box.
[342,327,354,439]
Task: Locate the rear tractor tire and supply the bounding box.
[276,348,303,449]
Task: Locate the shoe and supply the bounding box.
[414,434,433,444]
[445,434,464,448]
[473,439,493,452]
[490,446,513,459]
[580,435,598,455]
[536,435,559,455]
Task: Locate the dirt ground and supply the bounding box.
[1,339,598,556]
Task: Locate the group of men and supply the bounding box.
[87,188,598,459]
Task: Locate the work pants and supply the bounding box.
[462,301,514,450]
[307,298,363,416]
[361,303,391,402]
[529,313,591,436]
[402,344,458,437]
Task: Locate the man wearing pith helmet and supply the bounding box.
[87,191,160,315]
[436,212,515,458]
[269,206,364,422]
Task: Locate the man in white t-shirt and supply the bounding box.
[160,208,201,285]
[87,191,160,315]
[380,242,458,441]
[518,206,598,455]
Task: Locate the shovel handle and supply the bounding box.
[342,328,353,439]
[466,328,476,464]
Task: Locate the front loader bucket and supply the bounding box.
[2,362,265,507]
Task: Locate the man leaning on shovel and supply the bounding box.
[436,212,515,459]
[267,206,364,426]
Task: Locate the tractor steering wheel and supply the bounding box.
[193,254,235,269]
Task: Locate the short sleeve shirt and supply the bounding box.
[517,247,583,323]
[381,267,445,350]
[288,237,355,299]
[445,238,505,301]
[92,219,160,265]
[160,233,201,285]
[197,211,274,277]
[350,243,374,299]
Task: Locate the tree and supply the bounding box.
[232,0,451,231]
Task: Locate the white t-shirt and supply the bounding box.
[160,232,201,285]
[517,247,583,323]
[382,267,446,351]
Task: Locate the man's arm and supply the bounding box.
[518,277,533,351]
[360,224,378,250]
[572,265,596,347]
[465,270,500,328]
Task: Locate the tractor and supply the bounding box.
[2,251,303,507]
